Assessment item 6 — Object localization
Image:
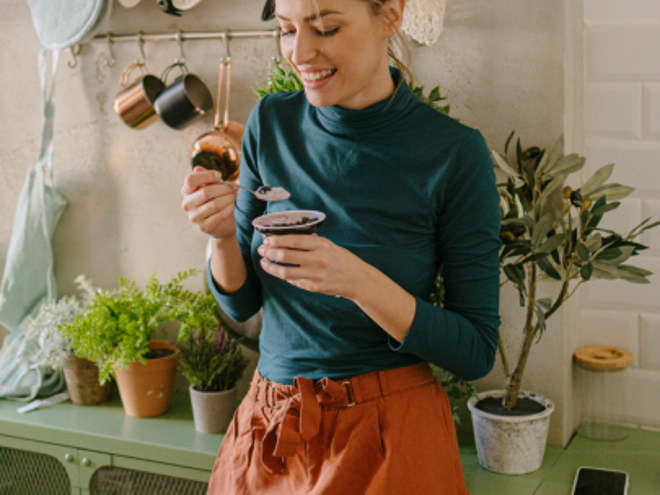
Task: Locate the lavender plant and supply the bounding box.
[177,322,249,393]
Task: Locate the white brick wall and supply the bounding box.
[578,0,660,429]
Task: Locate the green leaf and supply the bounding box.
[536,298,552,311]
[546,154,586,177]
[618,265,652,284]
[587,213,604,230]
[536,233,565,254]
[584,233,603,252]
[596,247,623,260]
[592,201,620,216]
[492,151,524,186]
[588,184,635,201]
[504,130,515,156]
[618,264,653,277]
[596,245,636,266]
[532,213,554,248]
[581,163,615,197]
[539,172,568,202]
[581,263,594,280]
[535,135,564,180]
[503,264,526,287]
[537,257,562,280]
[592,262,622,280]
[577,243,590,261]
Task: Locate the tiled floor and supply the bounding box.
[460,428,660,495]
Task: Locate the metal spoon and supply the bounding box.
[222,181,290,202]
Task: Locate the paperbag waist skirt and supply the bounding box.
[207,362,470,495]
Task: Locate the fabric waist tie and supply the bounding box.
[247,363,436,474]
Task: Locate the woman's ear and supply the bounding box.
[381,0,405,37]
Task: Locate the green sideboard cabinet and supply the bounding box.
[0,391,222,495]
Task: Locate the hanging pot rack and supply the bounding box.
[68,28,281,68]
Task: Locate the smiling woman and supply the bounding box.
[180,0,501,493]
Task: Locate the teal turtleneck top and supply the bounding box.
[209,69,501,386]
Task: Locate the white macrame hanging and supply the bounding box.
[402,0,447,46]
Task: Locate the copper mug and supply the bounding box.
[190,59,244,181]
[113,62,165,130]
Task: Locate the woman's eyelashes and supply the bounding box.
[279,27,340,37]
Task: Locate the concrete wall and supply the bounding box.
[0,0,568,442]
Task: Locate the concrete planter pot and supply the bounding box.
[189,385,237,434]
[467,390,554,475]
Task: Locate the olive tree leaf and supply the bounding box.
[584,233,602,252]
[592,201,620,216]
[539,173,569,202]
[588,184,635,201]
[592,262,622,280]
[577,243,590,261]
[596,245,636,266]
[503,263,526,287]
[492,150,525,187]
[536,233,565,254]
[618,265,652,284]
[537,257,562,280]
[536,298,552,311]
[619,264,653,277]
[581,163,615,197]
[532,213,554,248]
[580,263,594,280]
[535,134,564,180]
[545,154,586,177]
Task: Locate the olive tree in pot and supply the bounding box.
[60,270,205,418]
[467,133,659,475]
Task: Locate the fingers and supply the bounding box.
[261,234,319,250]
[181,167,224,195]
[182,181,237,213]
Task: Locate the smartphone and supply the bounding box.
[571,467,629,495]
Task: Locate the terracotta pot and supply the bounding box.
[114,340,179,418]
[62,355,111,406]
[189,385,237,434]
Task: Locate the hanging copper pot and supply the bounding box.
[190,58,244,181]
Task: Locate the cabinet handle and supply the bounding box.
[81,457,92,467]
[64,453,75,463]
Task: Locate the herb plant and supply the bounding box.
[60,269,211,384]
[177,322,250,393]
[495,132,659,409]
[24,276,96,369]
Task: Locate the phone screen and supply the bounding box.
[572,467,628,495]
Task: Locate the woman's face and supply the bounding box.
[276,0,398,109]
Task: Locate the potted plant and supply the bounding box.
[24,276,111,406]
[466,133,660,474]
[60,269,206,418]
[177,309,250,434]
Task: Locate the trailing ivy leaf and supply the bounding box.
[581,163,615,197]
[580,263,594,281]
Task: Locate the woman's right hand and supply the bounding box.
[181,166,239,240]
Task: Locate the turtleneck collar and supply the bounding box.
[312,67,417,137]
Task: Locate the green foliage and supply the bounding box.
[495,132,659,408]
[253,60,304,99]
[410,84,451,116]
[60,269,210,384]
[177,321,250,392]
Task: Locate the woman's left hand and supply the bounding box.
[257,235,366,300]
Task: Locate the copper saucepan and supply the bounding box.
[190,58,244,181]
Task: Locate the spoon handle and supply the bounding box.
[220,180,263,200]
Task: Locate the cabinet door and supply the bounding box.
[79,449,112,489]
[88,455,209,495]
[0,434,77,493]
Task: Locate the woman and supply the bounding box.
[181,0,501,492]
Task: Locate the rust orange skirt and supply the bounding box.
[207,363,469,495]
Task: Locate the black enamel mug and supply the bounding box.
[154,63,213,130]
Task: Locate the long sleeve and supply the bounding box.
[207,99,268,323]
[389,130,501,381]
